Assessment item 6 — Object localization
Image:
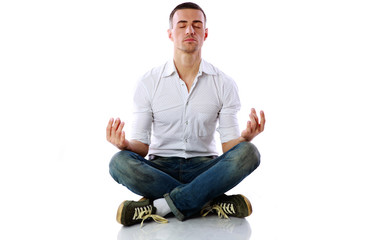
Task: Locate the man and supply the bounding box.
[107,2,265,227]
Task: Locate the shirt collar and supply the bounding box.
[199,59,217,76]
[163,60,177,77]
[163,59,217,78]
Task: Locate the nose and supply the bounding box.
[185,25,195,35]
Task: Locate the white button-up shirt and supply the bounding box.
[130,59,241,158]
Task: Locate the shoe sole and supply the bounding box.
[116,201,127,224]
[239,194,253,216]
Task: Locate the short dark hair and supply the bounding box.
[169,2,207,29]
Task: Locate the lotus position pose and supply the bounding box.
[107,2,265,227]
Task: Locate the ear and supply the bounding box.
[167,29,173,41]
[204,28,208,40]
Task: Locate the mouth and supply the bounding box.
[184,38,196,42]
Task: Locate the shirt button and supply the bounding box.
[185,139,188,143]
[185,121,188,125]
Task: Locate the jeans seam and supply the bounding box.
[164,193,185,221]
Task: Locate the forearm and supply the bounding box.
[222,136,247,153]
[125,140,149,157]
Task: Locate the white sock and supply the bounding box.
[153,198,172,217]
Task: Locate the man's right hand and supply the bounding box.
[106,118,129,150]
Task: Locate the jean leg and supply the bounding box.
[165,142,261,220]
[109,150,182,199]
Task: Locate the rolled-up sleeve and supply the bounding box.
[130,80,153,145]
[217,77,241,143]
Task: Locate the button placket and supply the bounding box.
[183,96,191,149]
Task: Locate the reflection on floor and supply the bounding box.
[117,215,251,240]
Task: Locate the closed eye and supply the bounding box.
[177,21,187,28]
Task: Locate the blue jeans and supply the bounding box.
[109,142,260,221]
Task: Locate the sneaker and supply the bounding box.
[116,198,168,227]
[201,194,253,219]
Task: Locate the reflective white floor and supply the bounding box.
[2,135,372,240]
[117,216,251,240]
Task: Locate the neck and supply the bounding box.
[173,51,202,82]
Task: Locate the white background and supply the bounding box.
[1,0,371,239]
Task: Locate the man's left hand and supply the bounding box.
[241,108,265,142]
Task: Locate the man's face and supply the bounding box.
[168,9,208,54]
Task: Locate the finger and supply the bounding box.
[106,118,114,140]
[246,121,252,134]
[111,118,121,136]
[251,108,256,114]
[114,121,125,144]
[250,108,259,124]
[117,121,125,135]
[120,130,126,145]
[111,118,121,144]
[249,113,257,131]
[259,110,266,132]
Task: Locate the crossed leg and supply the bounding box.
[109,141,260,221]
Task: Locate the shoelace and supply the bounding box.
[201,203,235,219]
[133,205,168,228]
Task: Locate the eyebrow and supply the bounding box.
[177,20,203,25]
